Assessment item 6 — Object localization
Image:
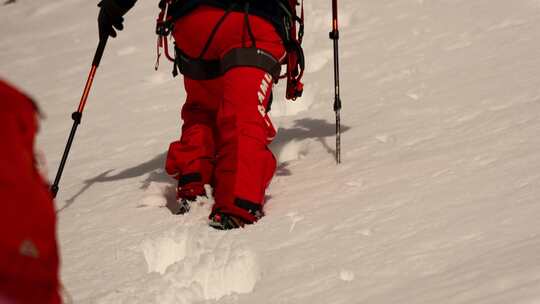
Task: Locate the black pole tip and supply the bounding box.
[50,184,59,199]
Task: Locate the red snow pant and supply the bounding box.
[165,6,285,223]
[0,80,61,304]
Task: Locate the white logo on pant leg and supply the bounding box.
[256,72,277,141]
[257,73,273,117]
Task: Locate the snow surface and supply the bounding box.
[2,0,540,303]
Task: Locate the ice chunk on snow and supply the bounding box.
[142,235,186,274]
[140,217,261,303]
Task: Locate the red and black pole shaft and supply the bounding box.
[329,0,342,164]
[51,37,108,198]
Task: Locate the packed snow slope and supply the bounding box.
[2,0,540,303]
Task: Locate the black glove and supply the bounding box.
[97,0,136,40]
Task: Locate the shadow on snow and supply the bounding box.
[57,118,350,212]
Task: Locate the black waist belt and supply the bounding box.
[175,47,282,81]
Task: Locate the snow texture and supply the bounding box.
[2,0,540,303]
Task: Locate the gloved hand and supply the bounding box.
[97,0,136,40]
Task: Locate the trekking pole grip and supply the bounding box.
[50,38,109,198]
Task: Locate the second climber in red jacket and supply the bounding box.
[0,79,61,303]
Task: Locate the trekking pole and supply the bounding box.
[329,0,342,164]
[51,37,108,198]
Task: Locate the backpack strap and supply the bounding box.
[222,48,282,80]
[174,47,282,81]
[284,0,305,100]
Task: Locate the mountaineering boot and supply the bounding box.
[209,205,264,230]
[175,197,194,215]
[209,212,247,230]
[175,178,206,215]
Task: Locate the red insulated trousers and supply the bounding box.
[165,6,285,223]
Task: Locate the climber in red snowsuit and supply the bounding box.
[165,6,285,228]
[98,0,300,229]
[0,79,61,303]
